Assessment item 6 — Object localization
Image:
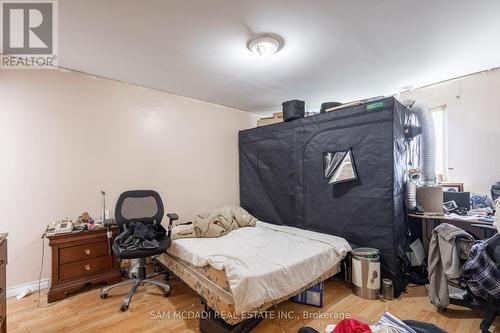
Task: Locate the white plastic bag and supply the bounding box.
[129,259,139,278]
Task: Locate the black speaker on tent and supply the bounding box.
[320,102,342,113]
[282,100,305,122]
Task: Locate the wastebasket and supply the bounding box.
[351,247,380,300]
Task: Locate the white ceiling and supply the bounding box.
[59,0,500,114]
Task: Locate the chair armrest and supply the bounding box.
[470,224,498,239]
[166,213,179,238]
[470,223,497,231]
[103,218,116,227]
[167,213,179,224]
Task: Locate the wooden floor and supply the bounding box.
[7,277,500,333]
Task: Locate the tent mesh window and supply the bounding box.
[323,150,358,184]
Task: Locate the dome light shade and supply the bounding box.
[247,34,283,57]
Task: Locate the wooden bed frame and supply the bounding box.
[157,253,342,326]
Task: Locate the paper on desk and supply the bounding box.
[448,213,479,221]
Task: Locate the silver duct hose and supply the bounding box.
[405,169,420,210]
[403,100,437,186]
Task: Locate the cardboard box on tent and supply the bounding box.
[257,112,283,127]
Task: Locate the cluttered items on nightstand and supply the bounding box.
[44,191,114,237]
[44,211,106,235]
[45,212,94,236]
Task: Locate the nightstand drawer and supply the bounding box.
[60,242,110,264]
[60,256,114,282]
[0,297,5,328]
[48,229,120,303]
[0,267,5,301]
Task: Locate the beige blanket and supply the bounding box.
[172,205,257,239]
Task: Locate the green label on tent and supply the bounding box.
[366,101,384,110]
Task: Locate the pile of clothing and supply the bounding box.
[116,220,167,252]
[462,236,500,301]
[171,205,257,239]
[427,223,475,310]
[298,312,447,333]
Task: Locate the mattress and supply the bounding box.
[157,253,342,325]
[161,221,350,321]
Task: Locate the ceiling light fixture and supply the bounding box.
[247,34,283,57]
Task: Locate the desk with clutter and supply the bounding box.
[404,179,500,332]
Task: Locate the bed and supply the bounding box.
[157,221,351,325]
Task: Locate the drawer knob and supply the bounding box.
[84,264,91,271]
[84,249,91,255]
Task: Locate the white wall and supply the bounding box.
[400,68,500,194]
[0,69,258,288]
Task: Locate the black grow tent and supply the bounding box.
[239,97,415,296]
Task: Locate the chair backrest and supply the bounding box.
[491,181,500,201]
[486,233,500,264]
[114,190,164,232]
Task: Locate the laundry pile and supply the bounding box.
[171,205,257,239]
[116,220,167,252]
[298,312,447,333]
[462,239,500,301]
[427,223,475,310]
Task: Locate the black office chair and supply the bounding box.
[100,190,178,311]
[444,224,500,333]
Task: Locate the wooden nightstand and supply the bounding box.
[47,228,122,303]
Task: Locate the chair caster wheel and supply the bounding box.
[100,292,108,299]
[164,290,171,297]
[120,304,129,312]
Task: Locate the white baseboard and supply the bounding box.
[7,278,49,298]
